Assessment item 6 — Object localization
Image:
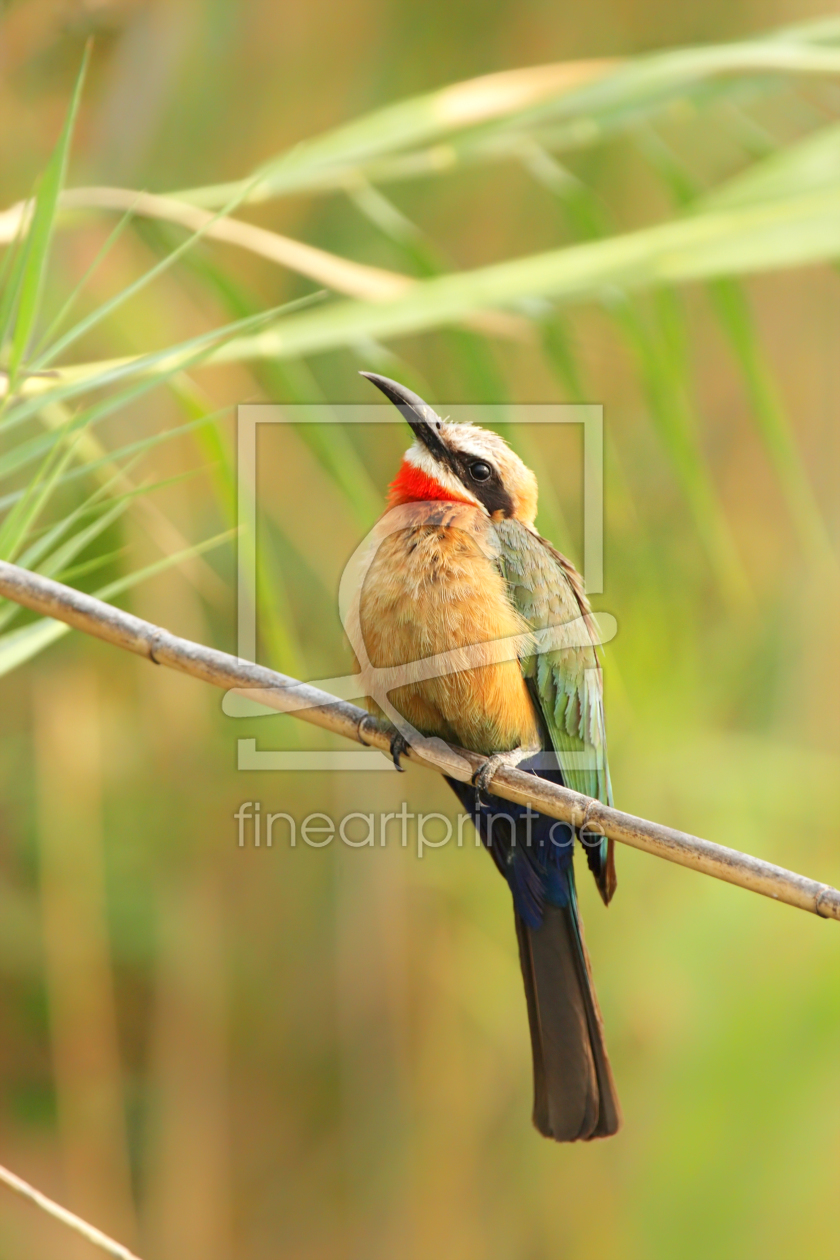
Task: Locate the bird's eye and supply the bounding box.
[469,460,492,482]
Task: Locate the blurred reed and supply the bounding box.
[34,667,137,1253]
[1,5,839,1259]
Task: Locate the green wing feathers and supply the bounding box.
[495,519,616,904]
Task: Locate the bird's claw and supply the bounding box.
[472,748,528,804]
[389,731,410,771]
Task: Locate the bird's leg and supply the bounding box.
[389,730,410,771]
[472,746,530,803]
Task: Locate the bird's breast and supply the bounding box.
[358,501,540,754]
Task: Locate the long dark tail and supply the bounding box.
[443,770,620,1140]
[515,898,621,1141]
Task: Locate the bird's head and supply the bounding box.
[361,372,538,526]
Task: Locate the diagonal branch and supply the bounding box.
[0,1162,142,1260]
[0,557,837,922]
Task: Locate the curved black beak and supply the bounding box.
[359,372,451,463]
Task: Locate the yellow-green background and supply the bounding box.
[0,2,838,1259]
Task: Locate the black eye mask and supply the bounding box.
[454,452,514,517]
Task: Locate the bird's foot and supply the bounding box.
[389,730,410,772]
[472,747,530,803]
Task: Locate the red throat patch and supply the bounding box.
[387,459,472,508]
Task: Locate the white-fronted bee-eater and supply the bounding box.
[358,372,620,1141]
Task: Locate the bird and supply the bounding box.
[356,371,620,1142]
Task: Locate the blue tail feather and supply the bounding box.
[445,755,576,929]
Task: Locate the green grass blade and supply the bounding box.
[5,44,89,386]
[701,118,840,211]
[186,183,840,370]
[0,527,235,678]
[170,24,840,209]
[504,41,840,138]
[763,15,840,44]
[0,405,230,509]
[12,459,140,573]
[0,618,70,676]
[617,290,750,603]
[21,179,840,396]
[0,197,31,356]
[27,200,140,364]
[709,278,836,569]
[343,74,780,192]
[529,145,749,601]
[0,414,87,562]
[348,179,587,555]
[58,547,128,585]
[0,385,227,493]
[149,233,383,528]
[3,292,322,434]
[30,469,208,579]
[164,375,307,682]
[268,361,384,530]
[13,465,204,591]
[0,495,132,634]
[641,129,836,571]
[30,172,272,372]
[541,314,588,402]
[0,444,82,563]
[94,528,236,601]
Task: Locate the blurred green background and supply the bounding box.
[1,2,839,1258]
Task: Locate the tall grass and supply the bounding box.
[1,17,838,661]
[1,14,838,1260]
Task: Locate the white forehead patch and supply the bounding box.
[440,422,515,465]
